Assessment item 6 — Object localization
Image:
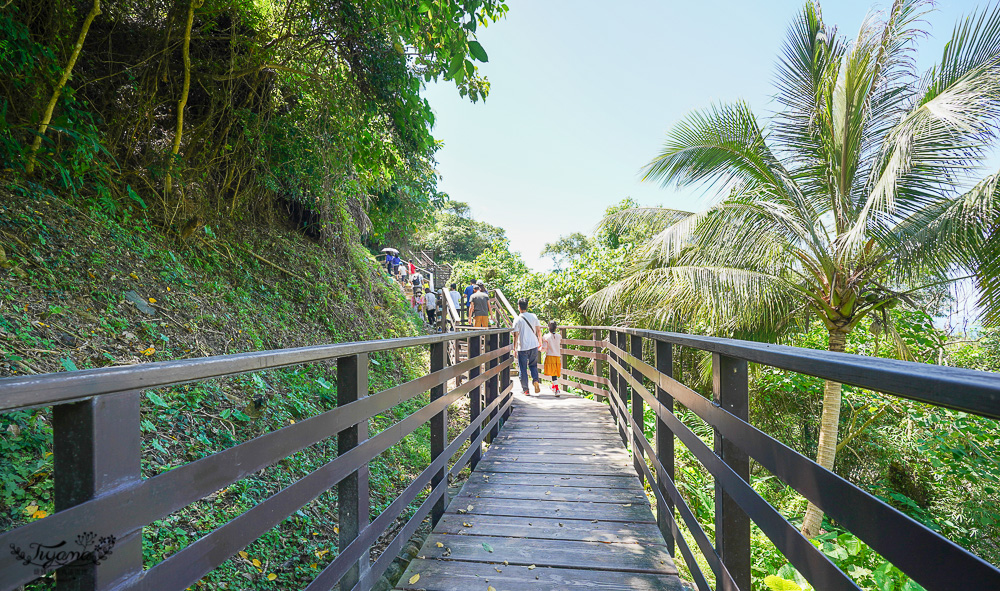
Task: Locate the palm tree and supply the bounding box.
[584,0,1000,537]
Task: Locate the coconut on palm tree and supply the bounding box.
[584,0,1000,537]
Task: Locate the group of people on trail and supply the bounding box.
[511,297,562,397]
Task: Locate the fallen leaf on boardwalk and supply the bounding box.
[503,560,508,565]
[251,559,261,567]
[482,542,494,553]
[467,505,474,511]
[435,542,443,548]
[238,551,248,559]
[558,523,563,527]
[463,522,472,527]
[621,503,631,507]
[528,565,536,570]
[494,567,501,573]
[488,587,496,591]
[544,491,551,495]
[267,574,277,581]
[408,574,420,585]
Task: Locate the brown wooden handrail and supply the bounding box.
[553,327,1000,591]
[0,330,515,591]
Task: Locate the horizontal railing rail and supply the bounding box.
[0,329,515,591]
[554,325,1000,591]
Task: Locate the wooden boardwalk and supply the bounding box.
[396,392,683,590]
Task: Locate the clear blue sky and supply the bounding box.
[423,0,988,270]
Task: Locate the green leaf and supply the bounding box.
[841,535,861,556]
[481,542,493,552]
[417,0,431,12]
[146,392,169,407]
[446,55,465,79]
[59,357,78,372]
[467,40,488,62]
[126,185,147,209]
[763,575,802,591]
[464,59,475,76]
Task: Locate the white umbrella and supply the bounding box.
[381,247,399,254]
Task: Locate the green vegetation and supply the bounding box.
[585,0,1000,539]
[0,1,510,587]
[0,190,456,588]
[409,201,508,262]
[1,0,507,242]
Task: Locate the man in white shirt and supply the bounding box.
[424,288,437,327]
[511,297,542,395]
[449,283,461,316]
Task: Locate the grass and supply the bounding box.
[0,185,455,589]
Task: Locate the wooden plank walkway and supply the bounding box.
[395,392,683,590]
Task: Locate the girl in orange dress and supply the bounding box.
[541,321,563,396]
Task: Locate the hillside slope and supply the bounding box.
[0,188,440,589]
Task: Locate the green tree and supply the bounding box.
[540,232,592,270]
[412,200,508,262]
[585,0,1000,537]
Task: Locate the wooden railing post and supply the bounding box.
[560,327,568,390]
[713,353,750,591]
[468,335,482,470]
[429,342,448,526]
[485,333,499,443]
[53,391,142,590]
[608,331,619,423]
[630,334,645,485]
[593,328,605,396]
[655,340,675,557]
[337,353,371,589]
[615,330,629,447]
[500,331,512,421]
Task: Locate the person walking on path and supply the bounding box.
[541,321,563,397]
[414,288,424,316]
[424,287,437,327]
[469,283,491,328]
[511,297,542,395]
[449,283,461,317]
[463,279,476,322]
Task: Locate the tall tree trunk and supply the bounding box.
[801,328,847,537]
[164,0,203,197]
[25,0,102,175]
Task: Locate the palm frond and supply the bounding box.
[844,2,1000,252]
[582,265,804,337]
[596,207,694,241]
[642,101,795,199]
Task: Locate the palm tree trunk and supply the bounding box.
[801,328,847,537]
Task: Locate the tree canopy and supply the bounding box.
[411,200,508,262]
[1,0,508,244]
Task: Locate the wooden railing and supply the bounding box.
[0,330,514,591]
[556,326,1000,591]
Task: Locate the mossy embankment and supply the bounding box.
[0,188,457,589]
